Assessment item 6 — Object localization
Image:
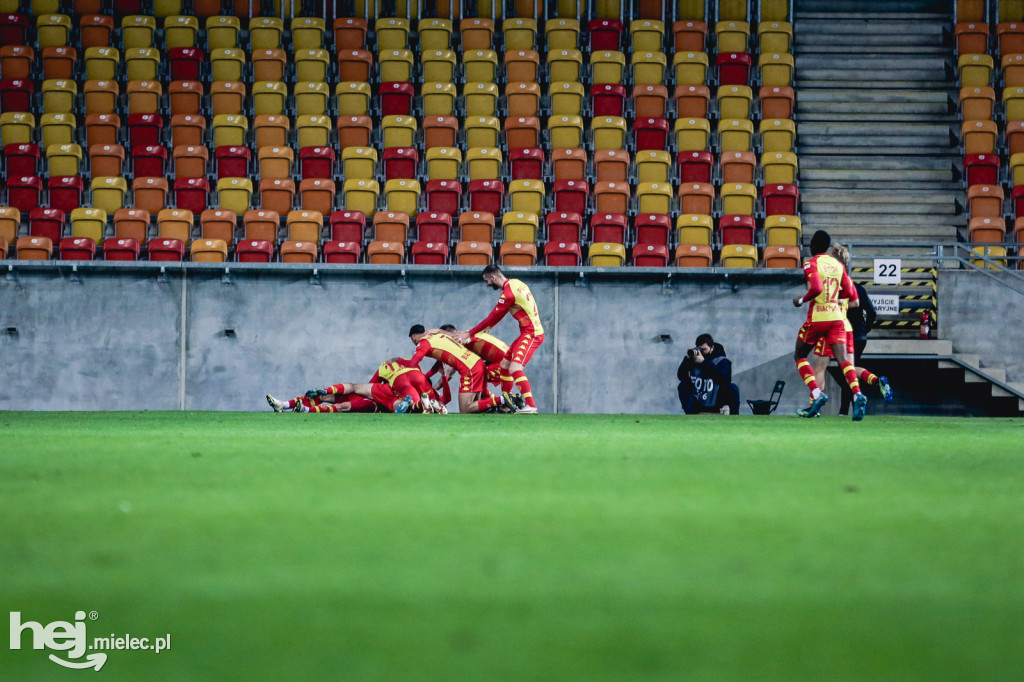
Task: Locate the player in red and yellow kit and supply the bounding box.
[455,264,544,414]
[792,230,868,421]
[810,244,892,411]
[268,359,442,414]
[405,324,513,414]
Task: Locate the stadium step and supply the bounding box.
[794,0,958,266]
[863,339,1024,415]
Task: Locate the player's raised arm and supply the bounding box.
[795,258,823,307]
[469,292,512,335]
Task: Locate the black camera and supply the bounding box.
[688,347,701,357]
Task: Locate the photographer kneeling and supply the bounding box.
[677,333,741,415]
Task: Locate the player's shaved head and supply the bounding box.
[810,230,831,256]
[409,324,425,337]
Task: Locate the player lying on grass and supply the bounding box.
[810,244,894,412]
[404,324,517,414]
[453,265,543,414]
[429,325,524,412]
[266,360,444,414]
[792,229,868,421]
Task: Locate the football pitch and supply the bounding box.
[2,413,1023,681]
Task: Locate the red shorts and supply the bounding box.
[392,374,423,403]
[505,332,544,367]
[798,320,847,349]
[815,329,854,359]
[344,395,379,413]
[370,383,400,411]
[459,360,487,394]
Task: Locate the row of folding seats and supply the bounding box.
[0,202,802,253]
[0,229,801,269]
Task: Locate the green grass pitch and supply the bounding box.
[2,412,1023,681]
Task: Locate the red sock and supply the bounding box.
[315,403,342,413]
[500,373,514,394]
[512,370,536,408]
[325,383,346,395]
[477,395,500,412]
[796,359,819,394]
[841,361,862,395]
[858,369,878,386]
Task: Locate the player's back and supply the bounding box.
[506,278,544,336]
[469,332,508,363]
[424,332,482,373]
[376,360,415,385]
[807,254,847,322]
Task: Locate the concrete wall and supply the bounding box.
[1,263,821,413]
[938,270,1024,383]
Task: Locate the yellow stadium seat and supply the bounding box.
[381,115,417,149]
[207,16,240,49]
[341,147,378,180]
[37,14,72,47]
[376,17,410,49]
[673,51,709,85]
[760,118,797,153]
[41,79,76,114]
[294,81,329,116]
[589,242,627,267]
[384,179,421,215]
[717,85,753,119]
[426,147,462,180]
[676,213,713,245]
[465,116,500,148]
[212,114,248,148]
[46,143,81,176]
[721,243,758,267]
[759,52,795,87]
[463,50,499,83]
[122,15,156,48]
[758,20,793,53]
[466,147,502,180]
[548,115,585,149]
[165,15,199,49]
[379,49,414,83]
[70,207,106,244]
[547,49,583,83]
[718,118,754,152]
[422,82,457,117]
[422,50,457,83]
[636,182,673,214]
[591,50,627,84]
[591,116,628,150]
[295,115,330,148]
[291,17,325,49]
[636,150,671,183]
[715,20,750,52]
[40,113,75,147]
[250,16,283,49]
[465,82,500,117]
[503,17,537,50]
[335,82,372,116]
[420,18,453,50]
[762,152,798,184]
[630,19,665,52]
[674,118,711,151]
[84,47,118,80]
[1,112,34,145]
[343,179,380,216]
[216,177,253,215]
[501,211,539,243]
[210,48,245,82]
[632,51,668,86]
[90,176,127,214]
[958,53,994,87]
[546,18,580,49]
[721,183,757,214]
[508,180,546,215]
[765,215,802,246]
[549,81,586,116]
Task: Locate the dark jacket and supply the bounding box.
[677,343,732,387]
[847,282,876,342]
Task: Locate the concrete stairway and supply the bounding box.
[860,339,1024,416]
[793,0,962,261]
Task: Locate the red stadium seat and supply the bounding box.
[509,148,544,180]
[215,146,251,179]
[717,52,752,86]
[633,117,670,151]
[964,154,1000,186]
[127,114,163,148]
[323,240,361,263]
[4,143,40,176]
[632,243,670,266]
[411,241,449,264]
[382,147,419,181]
[424,180,462,216]
[720,214,756,246]
[8,176,42,214]
[552,179,589,215]
[634,214,671,247]
[0,78,33,113]
[58,236,95,260]
[103,237,140,261]
[329,210,365,243]
[467,180,504,215]
[0,15,30,48]
[174,178,210,215]
[591,213,628,244]
[47,177,84,214]
[29,208,65,243]
[415,212,452,243]
[236,239,274,263]
[545,211,583,244]
[676,150,713,183]
[133,144,168,178]
[763,183,799,216]
[544,240,582,266]
[592,84,627,117]
[148,238,186,262]
[168,48,204,81]
[300,147,336,179]
[589,19,623,51]
[380,82,415,116]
